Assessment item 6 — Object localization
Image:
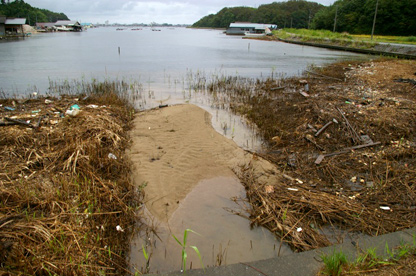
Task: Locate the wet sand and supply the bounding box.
[127,104,281,222]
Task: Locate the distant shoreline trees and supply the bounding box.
[192,0,416,36]
[0,0,69,25]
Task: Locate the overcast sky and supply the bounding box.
[24,0,336,25]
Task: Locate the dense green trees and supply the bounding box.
[193,0,415,36]
[192,0,324,29]
[312,0,416,36]
[0,0,69,25]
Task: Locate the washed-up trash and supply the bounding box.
[32,110,41,113]
[380,206,391,211]
[87,104,99,109]
[45,99,53,104]
[288,188,299,191]
[65,109,80,117]
[70,104,80,110]
[108,153,117,160]
[296,227,303,232]
[116,225,124,232]
[265,185,274,193]
[4,106,15,111]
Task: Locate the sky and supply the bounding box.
[24,0,336,25]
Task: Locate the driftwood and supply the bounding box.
[315,121,333,137]
[5,117,34,128]
[0,121,18,127]
[270,86,285,91]
[315,141,381,164]
[305,70,343,82]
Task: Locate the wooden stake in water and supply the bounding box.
[118,47,120,55]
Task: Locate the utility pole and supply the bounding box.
[333,6,338,32]
[371,0,379,40]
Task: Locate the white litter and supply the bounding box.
[108,153,117,160]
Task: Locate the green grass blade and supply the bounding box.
[190,245,205,271]
[142,245,149,261]
[172,234,183,247]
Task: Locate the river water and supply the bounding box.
[1,27,365,98]
[1,27,369,273]
[0,27,368,149]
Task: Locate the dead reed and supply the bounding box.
[205,59,416,251]
[0,81,142,275]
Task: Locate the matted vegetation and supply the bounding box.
[0,81,143,275]
[204,58,416,252]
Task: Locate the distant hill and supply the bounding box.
[0,0,69,25]
[192,0,324,29]
[193,0,416,36]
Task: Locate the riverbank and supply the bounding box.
[1,58,415,275]
[250,29,416,59]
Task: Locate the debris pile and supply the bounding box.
[216,59,416,251]
[0,91,141,275]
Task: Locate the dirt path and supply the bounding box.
[127,104,279,222]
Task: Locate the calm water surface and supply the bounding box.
[0,27,368,149]
[1,27,366,98]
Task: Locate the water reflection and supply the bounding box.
[130,177,291,274]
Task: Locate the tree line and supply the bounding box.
[192,0,416,36]
[0,0,69,25]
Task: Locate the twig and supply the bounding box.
[305,70,343,81]
[336,106,361,144]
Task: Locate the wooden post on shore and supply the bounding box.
[371,0,379,40]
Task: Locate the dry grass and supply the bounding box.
[0,83,143,275]
[207,58,416,251]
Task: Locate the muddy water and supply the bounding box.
[130,177,291,274]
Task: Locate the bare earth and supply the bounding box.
[127,104,278,222]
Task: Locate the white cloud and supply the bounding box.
[24,0,336,24]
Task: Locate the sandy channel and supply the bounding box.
[127,104,281,222]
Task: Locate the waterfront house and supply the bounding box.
[226,22,277,36]
[36,22,56,32]
[54,20,83,32]
[0,16,5,36]
[0,18,26,36]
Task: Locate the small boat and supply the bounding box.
[131,28,142,31]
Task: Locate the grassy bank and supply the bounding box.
[0,81,143,275]
[275,28,416,46]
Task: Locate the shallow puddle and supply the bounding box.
[129,177,291,274]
